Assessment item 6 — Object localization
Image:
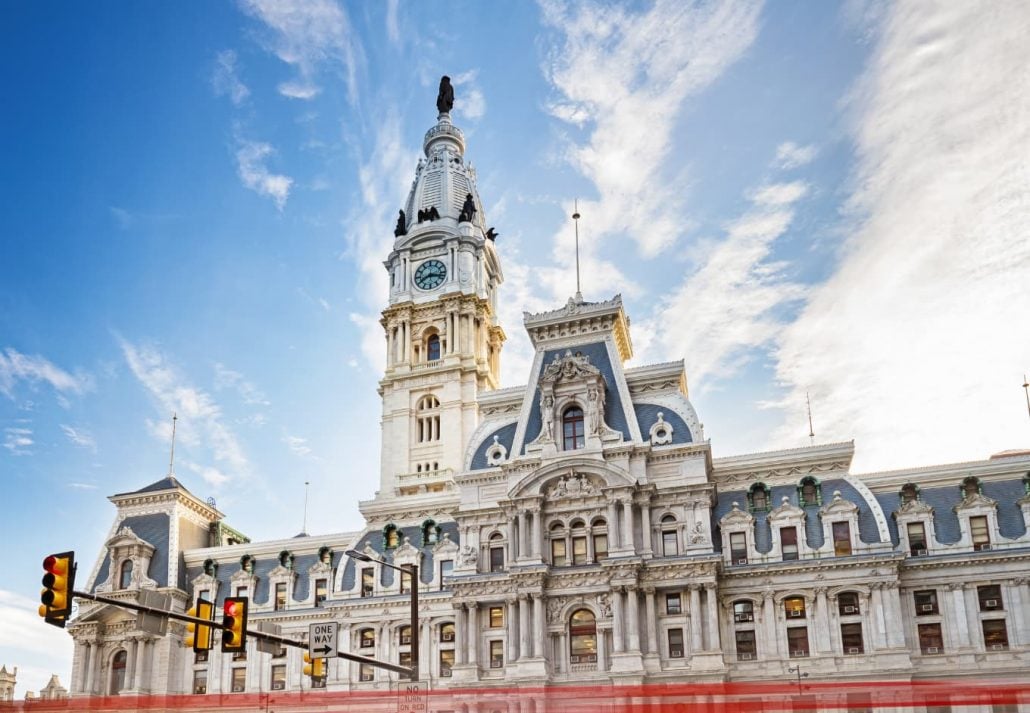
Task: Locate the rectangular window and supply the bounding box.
[197,589,210,602]
[399,651,412,668]
[192,670,207,695]
[440,623,455,643]
[195,650,208,663]
[666,593,682,615]
[439,649,454,677]
[400,626,412,645]
[359,664,374,682]
[271,664,286,691]
[735,630,757,660]
[780,526,798,561]
[914,590,939,615]
[970,516,991,550]
[593,533,608,561]
[662,529,679,556]
[274,582,287,611]
[490,640,504,668]
[978,585,1003,611]
[315,578,328,607]
[832,521,852,556]
[841,623,864,654]
[838,592,860,615]
[982,619,1009,650]
[733,600,754,623]
[730,532,747,564]
[572,536,588,565]
[439,559,453,590]
[787,627,810,657]
[489,606,504,628]
[784,597,806,619]
[236,586,248,598]
[400,570,412,595]
[907,522,928,555]
[231,667,246,693]
[490,546,504,572]
[551,539,567,566]
[360,629,375,648]
[918,623,944,654]
[667,628,684,658]
[361,568,374,597]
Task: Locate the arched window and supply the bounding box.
[749,483,770,512]
[416,394,441,443]
[591,517,608,562]
[489,532,504,572]
[961,476,981,498]
[110,650,128,694]
[384,524,400,549]
[278,550,293,569]
[570,520,588,565]
[799,477,821,506]
[562,406,585,450]
[661,514,679,556]
[119,559,133,589]
[399,625,412,645]
[550,523,567,566]
[900,483,919,504]
[422,519,439,545]
[569,609,597,664]
[733,600,754,623]
[426,334,441,361]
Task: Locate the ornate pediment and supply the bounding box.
[105,526,154,551]
[720,502,754,527]
[393,536,421,563]
[545,472,601,499]
[895,498,934,517]
[820,490,859,517]
[955,492,997,511]
[432,531,459,557]
[539,350,602,385]
[769,495,805,521]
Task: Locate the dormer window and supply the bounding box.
[119,559,133,589]
[961,476,981,498]
[384,524,400,549]
[562,406,585,450]
[900,483,919,504]
[748,483,770,512]
[427,334,441,361]
[799,477,821,506]
[422,519,440,546]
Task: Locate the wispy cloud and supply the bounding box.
[770,2,1030,470]
[283,434,312,457]
[0,348,90,400]
[238,0,364,104]
[68,482,99,490]
[774,141,818,170]
[3,427,33,455]
[451,70,486,121]
[213,363,270,406]
[119,338,248,486]
[212,49,250,105]
[385,0,400,46]
[60,424,97,452]
[235,139,293,210]
[0,590,73,695]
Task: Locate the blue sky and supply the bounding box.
[2,0,1029,696]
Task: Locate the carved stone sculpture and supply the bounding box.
[437,76,454,114]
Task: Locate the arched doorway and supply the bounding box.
[109,650,128,694]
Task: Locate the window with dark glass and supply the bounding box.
[231,667,246,693]
[572,532,588,565]
[440,622,455,643]
[982,619,1009,649]
[274,582,287,611]
[569,609,597,663]
[733,600,754,623]
[315,578,328,606]
[832,522,852,556]
[399,625,411,645]
[551,530,567,566]
[841,623,864,654]
[490,534,504,572]
[800,478,820,506]
[192,670,207,695]
[914,590,939,615]
[970,516,991,550]
[781,527,798,560]
[119,560,133,589]
[359,663,374,681]
[662,515,679,556]
[360,629,375,648]
[592,533,608,561]
[110,650,128,694]
[667,628,685,658]
[426,334,441,361]
[439,649,454,676]
[907,522,928,555]
[838,592,860,616]
[416,395,441,444]
[490,640,504,668]
[749,483,769,512]
[271,664,286,690]
[730,532,747,564]
[489,606,504,628]
[918,623,944,654]
[735,630,757,660]
[784,597,806,619]
[562,407,585,450]
[399,651,412,668]
[400,569,412,595]
[978,585,1002,611]
[361,568,374,597]
[439,559,453,589]
[666,593,682,615]
[787,627,810,657]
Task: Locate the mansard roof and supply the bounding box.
[114,474,189,497]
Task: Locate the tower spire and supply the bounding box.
[806,392,815,446]
[302,480,310,536]
[572,200,582,303]
[168,413,178,475]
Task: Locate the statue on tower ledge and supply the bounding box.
[437,75,454,114]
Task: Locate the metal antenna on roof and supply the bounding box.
[168,413,178,475]
[1023,374,1030,421]
[302,480,310,535]
[806,392,815,446]
[572,200,583,303]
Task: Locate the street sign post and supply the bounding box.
[308,622,338,658]
[395,679,428,713]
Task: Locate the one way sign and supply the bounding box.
[309,622,338,658]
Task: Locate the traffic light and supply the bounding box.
[39,551,76,628]
[221,597,248,652]
[303,652,326,682]
[185,597,214,652]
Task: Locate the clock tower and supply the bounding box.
[369,79,505,512]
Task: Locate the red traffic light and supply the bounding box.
[39,551,76,628]
[221,596,248,652]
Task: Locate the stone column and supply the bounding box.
[532,512,542,559]
[705,584,721,651]
[607,501,620,549]
[883,584,905,648]
[597,630,608,671]
[420,621,432,676]
[869,585,887,650]
[1008,578,1028,646]
[644,588,658,654]
[84,641,96,695]
[814,588,831,654]
[626,587,640,651]
[125,637,138,691]
[506,598,518,662]
[533,595,545,658]
[948,583,971,648]
[762,591,778,659]
[518,594,531,659]
[510,515,519,561]
[134,637,149,691]
[621,500,634,552]
[468,603,479,666]
[640,503,653,556]
[612,588,625,653]
[557,632,567,673]
[456,603,467,665]
[689,585,703,653]
[963,583,982,651]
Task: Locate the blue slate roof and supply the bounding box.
[633,403,692,445]
[184,549,341,607]
[470,422,518,471]
[114,475,192,497]
[522,342,631,453]
[92,513,171,590]
[340,521,459,590]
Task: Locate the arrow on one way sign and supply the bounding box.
[309,622,338,659]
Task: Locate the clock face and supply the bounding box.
[414,259,447,290]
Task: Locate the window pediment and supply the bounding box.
[819,490,859,517]
[768,496,805,522]
[955,492,997,512]
[720,502,754,528]
[895,498,934,517]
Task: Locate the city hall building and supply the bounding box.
[66,89,1030,701]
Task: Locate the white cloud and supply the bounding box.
[770,1,1030,470]
[3,426,33,455]
[238,0,364,104]
[119,338,248,486]
[641,181,808,386]
[68,482,98,489]
[451,70,486,121]
[212,49,250,105]
[283,434,312,457]
[385,0,400,46]
[774,141,818,170]
[0,348,89,399]
[235,139,293,210]
[0,590,73,696]
[213,363,270,406]
[60,424,97,452]
[179,459,231,488]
